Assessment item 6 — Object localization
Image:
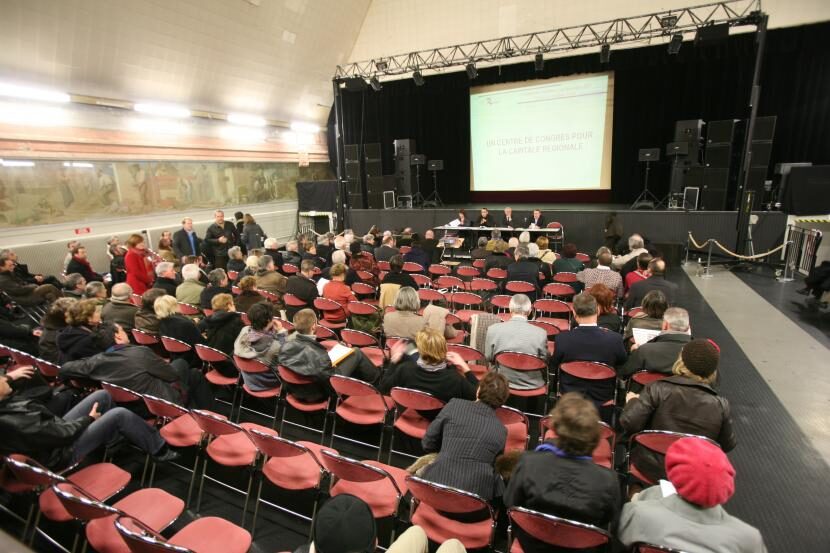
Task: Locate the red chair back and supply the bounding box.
[314,325,339,341]
[402,262,424,273]
[428,264,451,277]
[627,306,644,317]
[406,475,490,515]
[631,371,670,387]
[490,294,512,311]
[377,261,391,271]
[505,281,535,294]
[102,381,143,403]
[398,246,412,255]
[347,301,380,317]
[553,272,578,283]
[509,506,610,549]
[543,283,576,298]
[257,290,280,304]
[195,343,231,364]
[113,516,173,553]
[52,482,119,521]
[546,222,563,231]
[190,409,243,437]
[330,374,382,400]
[283,263,299,275]
[559,361,615,381]
[356,270,375,282]
[231,286,241,295]
[410,273,431,288]
[341,328,379,347]
[418,288,445,303]
[320,449,398,487]
[352,282,377,296]
[130,294,143,307]
[456,266,480,278]
[4,454,60,488]
[434,275,463,290]
[277,365,316,386]
[314,297,347,320]
[533,298,571,317]
[233,355,273,375]
[495,405,529,451]
[143,394,189,421]
[494,351,546,372]
[470,278,498,292]
[35,358,61,380]
[449,291,483,309]
[447,343,485,364]
[472,259,486,269]
[227,270,239,281]
[247,429,321,465]
[177,303,201,316]
[631,431,718,456]
[390,387,445,412]
[161,336,192,354]
[131,329,159,345]
[575,253,590,263]
[527,319,560,338]
[486,268,507,280]
[283,293,308,308]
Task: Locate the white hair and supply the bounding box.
[508,237,519,248]
[181,263,201,281]
[332,250,347,264]
[663,307,690,332]
[245,255,259,270]
[527,243,539,258]
[509,294,532,315]
[382,230,392,239]
[519,231,531,244]
[628,234,644,250]
[264,237,279,249]
[286,240,298,251]
[155,262,174,277]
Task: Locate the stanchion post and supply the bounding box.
[702,240,714,279]
[684,235,690,266]
[777,240,795,282]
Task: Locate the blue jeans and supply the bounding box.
[63,390,165,463]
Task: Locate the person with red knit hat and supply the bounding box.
[618,437,767,552]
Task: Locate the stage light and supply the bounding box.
[660,15,678,31]
[534,53,544,72]
[376,60,388,71]
[1,159,35,167]
[133,102,191,118]
[413,71,425,86]
[369,76,382,91]
[465,63,477,79]
[227,113,267,127]
[668,33,683,55]
[600,44,611,64]
[0,82,70,103]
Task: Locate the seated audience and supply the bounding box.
[134,288,166,335]
[39,298,76,363]
[200,268,232,309]
[624,290,668,346]
[382,254,418,288]
[621,339,736,482]
[507,245,540,299]
[152,262,178,296]
[471,237,490,260]
[577,252,623,298]
[621,307,692,379]
[64,273,86,299]
[66,245,103,283]
[360,233,375,254]
[176,263,205,306]
[3,248,62,288]
[587,283,621,333]
[279,309,379,403]
[236,254,260,283]
[0,367,178,467]
[263,237,283,270]
[506,237,520,257]
[285,260,319,320]
[235,275,265,314]
[322,250,359,286]
[374,234,399,261]
[421,372,510,501]
[349,241,378,283]
[403,235,431,271]
[618,438,766,553]
[553,294,627,408]
[282,240,302,267]
[322,263,356,322]
[233,302,286,391]
[256,255,287,307]
[625,258,679,309]
[301,240,324,270]
[0,251,62,306]
[155,294,203,365]
[156,234,176,264]
[485,294,547,391]
[486,229,502,251]
[316,233,335,266]
[383,287,427,339]
[198,293,244,377]
[84,281,107,306]
[505,393,621,553]
[624,252,652,292]
[613,234,649,270]
[0,309,40,356]
[553,243,585,275]
[536,236,557,264]
[380,328,479,418]
[63,240,80,272]
[101,283,138,332]
[57,299,113,362]
[227,246,247,274]
[484,240,512,273]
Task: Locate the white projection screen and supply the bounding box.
[470,72,614,192]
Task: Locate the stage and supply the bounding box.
[346,206,789,258]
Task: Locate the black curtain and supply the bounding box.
[330,22,830,205]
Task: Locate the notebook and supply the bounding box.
[327,343,355,366]
[632,327,661,346]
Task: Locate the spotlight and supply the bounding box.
[376,60,388,71]
[413,71,425,86]
[534,53,544,72]
[465,63,477,79]
[600,44,611,64]
[668,33,683,55]
[660,15,679,31]
[369,76,382,91]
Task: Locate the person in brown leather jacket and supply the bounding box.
[620,339,736,482]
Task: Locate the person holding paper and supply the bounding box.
[623,290,668,349]
[278,309,379,403]
[527,209,545,229]
[620,308,692,381]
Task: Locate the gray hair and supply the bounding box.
[663,307,690,332]
[65,273,85,289]
[573,293,598,318]
[332,250,347,264]
[286,240,298,251]
[477,237,488,247]
[393,287,420,312]
[208,268,227,286]
[508,237,519,248]
[363,233,374,243]
[228,246,242,259]
[181,264,201,281]
[490,229,502,241]
[245,255,259,270]
[111,282,133,300]
[263,237,279,249]
[155,262,174,277]
[257,255,274,271]
[527,243,539,258]
[518,231,531,244]
[628,234,645,250]
[84,281,106,298]
[508,294,532,315]
[595,246,611,257]
[515,245,529,261]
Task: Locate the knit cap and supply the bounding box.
[680,339,720,378]
[313,494,376,553]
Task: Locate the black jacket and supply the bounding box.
[200,285,233,309]
[57,324,115,363]
[281,250,302,268]
[620,333,691,378]
[66,257,103,283]
[381,270,417,290]
[553,326,627,407]
[374,245,399,262]
[204,221,238,258]
[198,310,245,360]
[0,271,43,306]
[278,334,334,403]
[285,275,319,320]
[234,291,266,314]
[379,359,478,419]
[152,276,178,296]
[625,276,679,309]
[403,247,431,271]
[505,448,621,553]
[484,253,512,273]
[507,260,541,299]
[264,248,284,271]
[158,315,203,366]
[172,229,202,260]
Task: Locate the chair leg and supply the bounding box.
[139,453,150,486]
[250,477,265,538]
[184,453,201,509]
[328,415,338,448]
[387,427,396,465]
[240,468,254,527]
[308,489,322,541]
[194,457,209,513]
[271,397,281,430]
[20,499,35,541]
[26,510,42,546]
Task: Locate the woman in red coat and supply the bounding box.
[124,233,154,295]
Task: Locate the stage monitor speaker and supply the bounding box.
[674,120,704,142]
[345,162,360,180]
[752,116,777,141]
[344,144,359,161]
[750,141,773,168]
[705,144,732,168]
[700,168,729,211]
[666,142,689,156]
[638,148,660,162]
[365,161,382,178]
[348,192,365,209]
[364,143,381,161]
[707,120,736,145]
[683,166,705,190]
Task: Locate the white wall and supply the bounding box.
[349,0,830,63]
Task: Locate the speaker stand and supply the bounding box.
[410,163,426,207]
[630,161,662,209]
[423,170,445,207]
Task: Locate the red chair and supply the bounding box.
[507,506,610,552]
[627,431,719,488]
[257,289,280,305]
[575,252,591,263]
[428,264,451,278]
[353,270,372,283]
[347,300,381,322]
[527,319,560,340]
[543,282,576,300]
[556,361,618,411]
[448,291,485,324]
[470,278,498,293]
[539,416,615,469]
[411,273,432,288]
[505,281,536,295]
[418,288,446,304]
[352,282,378,301]
[399,246,412,255]
[194,344,240,418]
[486,267,508,281]
[190,410,276,524]
[51,481,184,553]
[115,514,251,553]
[553,272,578,284]
[377,260,391,272]
[494,351,548,411]
[34,358,61,382]
[283,293,308,310]
[177,303,201,317]
[388,387,445,462]
[402,261,423,273]
[313,297,348,329]
[406,475,497,550]
[533,299,572,331]
[328,375,393,456]
[160,336,192,357]
[341,328,380,348]
[490,294,512,317]
[231,285,241,295]
[633,543,692,553]
[101,381,144,405]
[314,324,339,342]
[233,355,282,424]
[246,429,336,537]
[227,270,239,281]
[447,343,488,378]
[545,222,565,249]
[627,306,644,318]
[472,258,486,270]
[496,405,530,452]
[283,263,299,275]
[320,450,408,539]
[276,365,330,439]
[457,266,480,279]
[131,329,159,346]
[629,370,670,393]
[434,275,464,291]
[129,294,143,307]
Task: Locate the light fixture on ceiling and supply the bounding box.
[668,33,683,55]
[0,102,69,126]
[369,76,382,91]
[413,71,425,86]
[376,60,388,71]
[465,62,478,79]
[133,102,191,118]
[0,82,70,103]
[1,159,35,167]
[600,43,611,64]
[227,113,267,127]
[534,53,544,72]
[290,121,320,133]
[660,15,679,31]
[62,161,94,168]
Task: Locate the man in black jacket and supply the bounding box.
[0,252,61,306]
[199,268,232,309]
[374,235,399,262]
[507,245,541,300]
[285,260,319,320]
[152,262,178,296]
[0,365,176,469]
[203,210,238,270]
[2,249,61,288]
[625,258,679,309]
[172,217,202,263]
[620,307,691,380]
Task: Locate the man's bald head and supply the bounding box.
[598,252,613,267]
[649,258,666,276]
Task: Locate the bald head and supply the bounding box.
[649,258,666,276]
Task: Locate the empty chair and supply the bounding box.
[508,506,611,553]
[448,291,485,324]
[543,283,576,300]
[388,387,445,462]
[428,264,451,278]
[402,261,424,273]
[276,365,331,439]
[115,514,251,553]
[328,375,393,456]
[434,275,464,292]
[505,281,536,296]
[496,405,530,452]
[341,328,380,348]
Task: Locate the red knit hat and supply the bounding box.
[665,437,735,508]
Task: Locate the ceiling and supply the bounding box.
[0,0,372,126]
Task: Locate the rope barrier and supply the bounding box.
[687,232,790,261]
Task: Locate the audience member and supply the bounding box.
[613,234,649,270]
[471,237,489,260]
[38,298,77,363]
[501,206,516,228]
[618,438,766,552]
[3,248,61,288]
[152,262,178,296]
[621,339,736,482]
[285,259,319,320]
[623,290,668,346]
[518,231,531,245]
[587,283,621,333]
[296,495,376,553]
[374,235,398,261]
[604,212,623,252]
[156,234,176,264]
[535,236,556,264]
[0,308,40,356]
[421,372,510,501]
[507,245,540,300]
[204,210,239,270]
[0,251,61,306]
[403,235,431,270]
[349,241,378,283]
[236,254,259,283]
[301,240,325,270]
[625,252,652,292]
[155,294,203,365]
[486,229,502,251]
[200,268,232,309]
[322,263,356,322]
[505,393,621,553]
[198,293,244,377]
[553,243,585,275]
[101,283,138,332]
[577,251,623,298]
[233,302,286,391]
[621,307,692,379]
[63,240,80,272]
[360,233,375,254]
[263,237,283,270]
[64,273,86,299]
[234,275,265,314]
[172,217,202,262]
[484,294,547,391]
[484,241,512,273]
[57,299,113,362]
[133,288,165,335]
[382,255,417,288]
[625,258,678,308]
[240,213,266,251]
[553,293,626,408]
[226,246,246,274]
[282,240,302,267]
[176,263,206,306]
[383,287,428,339]
[84,281,107,305]
[124,233,154,295]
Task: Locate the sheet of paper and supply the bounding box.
[448,219,461,227]
[327,343,355,366]
[659,479,677,497]
[633,327,661,346]
[316,277,329,295]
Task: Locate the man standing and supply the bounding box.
[203,210,238,270]
[172,217,202,263]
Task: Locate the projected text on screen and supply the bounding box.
[470,72,614,192]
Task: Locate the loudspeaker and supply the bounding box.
[705,144,732,168]
[674,120,704,142]
[348,192,365,209]
[364,143,381,160]
[638,148,660,162]
[345,143,361,182]
[700,168,729,211]
[750,141,773,168]
[344,78,367,91]
[365,161,382,178]
[394,139,416,198]
[752,116,776,141]
[707,120,736,145]
[344,144,359,161]
[366,176,385,208]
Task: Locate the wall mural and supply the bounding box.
[0,160,333,227]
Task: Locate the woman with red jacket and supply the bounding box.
[321,263,356,323]
[124,233,154,295]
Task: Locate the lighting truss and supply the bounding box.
[334,0,761,81]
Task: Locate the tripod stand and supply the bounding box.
[630,160,662,209]
[424,168,445,207]
[411,162,427,206]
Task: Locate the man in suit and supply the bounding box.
[501,207,517,228]
[285,259,319,321]
[528,209,545,229]
[625,258,679,308]
[203,210,238,270]
[620,307,691,380]
[507,245,540,300]
[485,294,548,391]
[374,235,399,262]
[172,217,202,264]
[421,229,442,265]
[553,293,627,408]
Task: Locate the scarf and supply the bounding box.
[416,358,447,372]
[535,441,592,461]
